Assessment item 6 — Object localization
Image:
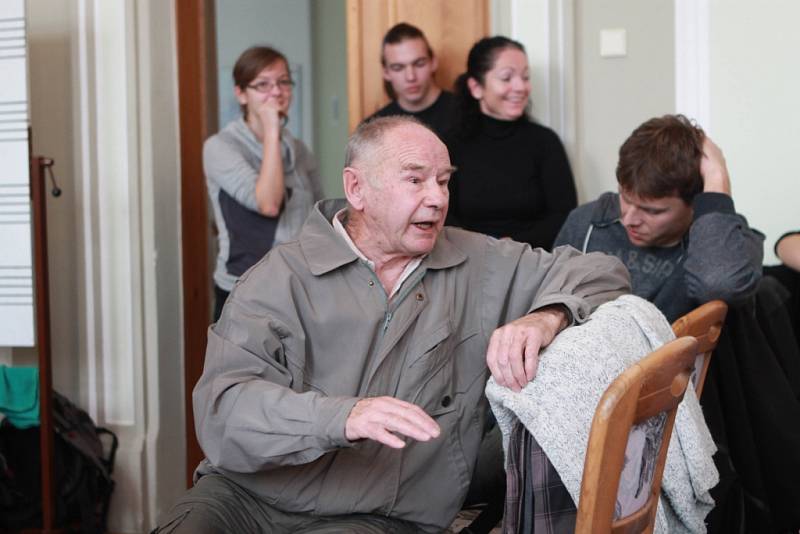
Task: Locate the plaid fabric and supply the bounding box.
[503,421,577,534]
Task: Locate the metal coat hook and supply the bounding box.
[41,157,61,197]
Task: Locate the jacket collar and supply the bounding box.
[301,199,467,276]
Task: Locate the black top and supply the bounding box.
[369,91,456,139]
[445,115,577,250]
[219,189,278,277]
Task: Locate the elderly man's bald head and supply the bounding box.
[344,116,440,170]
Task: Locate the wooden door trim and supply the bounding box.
[175,0,216,487]
[346,0,363,132]
[345,0,489,131]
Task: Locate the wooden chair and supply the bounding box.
[671,300,728,397]
[575,336,699,534]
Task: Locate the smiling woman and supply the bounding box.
[445,36,578,251]
[203,46,324,321]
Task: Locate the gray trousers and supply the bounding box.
[152,473,423,534]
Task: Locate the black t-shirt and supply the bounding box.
[368,91,456,139]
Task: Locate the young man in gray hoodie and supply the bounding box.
[554,114,763,322]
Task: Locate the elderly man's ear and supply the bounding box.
[343,167,367,211]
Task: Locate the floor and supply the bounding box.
[447,509,502,533]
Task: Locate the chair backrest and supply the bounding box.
[671,300,728,397]
[575,336,699,534]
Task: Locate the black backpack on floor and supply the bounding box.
[0,391,118,533]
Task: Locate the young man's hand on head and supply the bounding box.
[700,137,732,195]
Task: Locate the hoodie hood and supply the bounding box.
[589,191,622,227]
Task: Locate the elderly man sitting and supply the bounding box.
[154,116,629,533]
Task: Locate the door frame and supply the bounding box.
[175,0,217,486]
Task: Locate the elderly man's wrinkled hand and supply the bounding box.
[486,306,568,392]
[345,396,441,449]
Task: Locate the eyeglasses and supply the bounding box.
[247,79,295,93]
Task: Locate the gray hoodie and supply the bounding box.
[554,191,763,321]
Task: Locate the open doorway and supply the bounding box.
[175,0,487,484]
[175,0,350,484]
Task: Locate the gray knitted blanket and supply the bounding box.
[486,295,718,533]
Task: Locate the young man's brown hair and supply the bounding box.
[616,114,705,204]
[380,22,434,99]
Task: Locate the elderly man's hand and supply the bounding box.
[345,396,441,449]
[487,305,569,391]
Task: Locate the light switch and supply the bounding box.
[600,28,627,58]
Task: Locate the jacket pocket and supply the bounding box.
[407,320,452,369]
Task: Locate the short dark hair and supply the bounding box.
[616,114,705,204]
[232,46,288,119]
[381,23,434,99]
[381,23,433,65]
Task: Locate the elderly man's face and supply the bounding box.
[360,125,453,258]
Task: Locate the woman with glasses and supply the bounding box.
[204,46,323,320]
[446,36,577,251]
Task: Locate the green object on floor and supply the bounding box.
[0,365,39,428]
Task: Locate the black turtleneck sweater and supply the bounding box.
[446,115,577,250]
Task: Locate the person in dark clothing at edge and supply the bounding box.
[554,114,763,323]
[766,230,800,346]
[366,23,456,138]
[446,36,577,251]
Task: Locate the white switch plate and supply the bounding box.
[600,28,627,58]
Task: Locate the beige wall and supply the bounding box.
[25,0,80,396]
[574,0,676,203]
[709,1,800,264]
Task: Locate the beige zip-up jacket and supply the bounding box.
[193,199,630,532]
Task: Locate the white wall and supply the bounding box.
[215,0,313,147]
[708,1,800,264]
[574,0,675,202]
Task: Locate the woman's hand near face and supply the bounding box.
[255,98,284,137]
[251,98,286,217]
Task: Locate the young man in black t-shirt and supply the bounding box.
[368,23,456,138]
